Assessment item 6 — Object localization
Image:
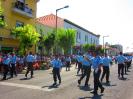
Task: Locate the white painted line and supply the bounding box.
[0,82,55,91]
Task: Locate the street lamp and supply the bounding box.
[55,5,69,33]
[55,5,69,54]
[103,35,109,56]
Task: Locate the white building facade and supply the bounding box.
[64,19,100,46]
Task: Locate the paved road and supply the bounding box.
[0,63,133,99]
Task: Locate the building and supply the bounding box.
[64,19,100,46]
[112,44,123,52]
[0,0,39,53]
[36,14,100,47]
[106,44,123,56]
[35,21,54,54]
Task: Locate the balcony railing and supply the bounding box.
[12,1,34,18]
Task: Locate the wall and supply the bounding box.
[64,21,99,46]
[0,0,38,53]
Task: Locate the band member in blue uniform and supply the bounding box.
[91,51,104,95]
[78,55,92,87]
[116,52,126,79]
[100,53,112,83]
[2,54,11,80]
[25,52,35,78]
[51,55,62,86]
[65,55,71,71]
[10,52,17,78]
[76,53,83,75]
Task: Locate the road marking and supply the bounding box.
[0,82,55,92]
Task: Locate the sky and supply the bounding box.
[37,0,133,52]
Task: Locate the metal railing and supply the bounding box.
[12,1,33,18]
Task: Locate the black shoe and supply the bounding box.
[10,76,13,78]
[90,91,98,95]
[52,83,57,86]
[25,74,27,78]
[84,84,89,87]
[59,81,61,84]
[125,73,128,75]
[78,80,81,85]
[106,81,110,84]
[121,76,125,79]
[1,78,6,80]
[101,87,105,93]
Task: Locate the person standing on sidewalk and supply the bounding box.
[78,55,92,87]
[116,52,126,79]
[51,55,62,86]
[100,53,112,84]
[25,52,35,78]
[90,51,104,95]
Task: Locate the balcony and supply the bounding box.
[12,1,34,18]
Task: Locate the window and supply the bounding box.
[76,31,81,42]
[93,39,95,44]
[18,0,25,3]
[85,35,88,42]
[77,32,81,39]
[16,21,24,27]
[91,37,92,44]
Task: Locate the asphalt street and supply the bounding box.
[0,63,133,99]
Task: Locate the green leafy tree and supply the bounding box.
[0,1,6,27]
[82,44,97,53]
[82,44,104,54]
[11,24,40,55]
[82,44,91,52]
[43,31,55,55]
[95,45,104,54]
[56,28,76,55]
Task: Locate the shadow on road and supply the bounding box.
[119,77,130,81]
[101,82,117,87]
[41,84,60,89]
[76,74,82,76]
[20,77,31,80]
[78,85,93,91]
[79,94,103,99]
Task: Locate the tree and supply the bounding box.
[95,45,104,54]
[43,31,55,55]
[56,28,76,55]
[0,1,6,27]
[82,44,104,54]
[82,44,91,53]
[11,24,40,55]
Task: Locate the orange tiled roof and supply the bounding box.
[36,14,64,28]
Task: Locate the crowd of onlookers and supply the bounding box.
[0,52,76,73]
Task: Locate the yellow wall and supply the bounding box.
[0,0,38,53]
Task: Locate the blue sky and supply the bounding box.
[37,0,133,52]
